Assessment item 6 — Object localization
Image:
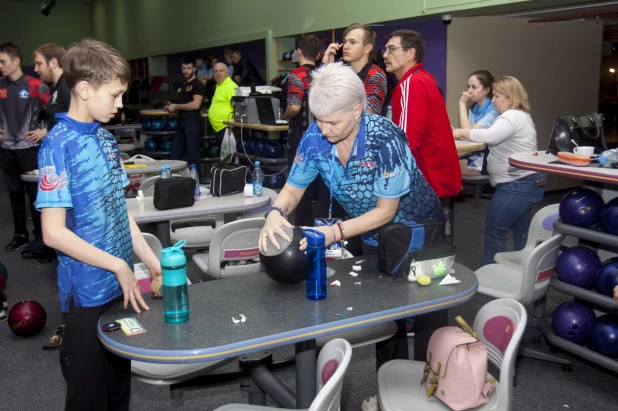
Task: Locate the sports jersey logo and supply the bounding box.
[51,91,58,104]
[358,161,376,169]
[18,88,29,99]
[39,167,68,192]
[294,153,304,165]
[382,168,403,179]
[186,85,193,92]
[0,88,7,99]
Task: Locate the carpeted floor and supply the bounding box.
[0,174,617,411]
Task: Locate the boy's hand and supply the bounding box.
[0,128,5,143]
[147,261,162,280]
[114,261,150,313]
[614,285,618,304]
[25,128,47,143]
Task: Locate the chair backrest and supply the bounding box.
[129,154,155,162]
[310,338,353,411]
[527,204,578,250]
[518,233,564,305]
[207,217,266,278]
[120,152,130,161]
[472,298,527,411]
[140,176,159,197]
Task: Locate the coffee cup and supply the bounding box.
[573,146,594,156]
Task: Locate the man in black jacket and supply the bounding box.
[229,49,264,87]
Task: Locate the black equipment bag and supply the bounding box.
[378,220,455,278]
[153,177,196,210]
[547,113,607,155]
[210,156,247,197]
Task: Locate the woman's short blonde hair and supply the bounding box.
[493,76,531,113]
[309,62,367,119]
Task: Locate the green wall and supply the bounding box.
[0,0,91,65]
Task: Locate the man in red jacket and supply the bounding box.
[383,30,461,199]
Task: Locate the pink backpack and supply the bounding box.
[421,316,496,410]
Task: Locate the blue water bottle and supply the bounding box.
[161,240,190,323]
[304,229,327,300]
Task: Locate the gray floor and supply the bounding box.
[1,176,617,411]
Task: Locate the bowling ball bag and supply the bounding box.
[209,155,248,197]
[378,220,454,279]
[153,177,196,210]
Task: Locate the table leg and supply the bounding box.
[295,339,316,409]
[158,221,171,248]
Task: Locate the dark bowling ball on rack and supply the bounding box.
[559,188,604,229]
[588,314,618,358]
[551,300,596,344]
[263,169,286,190]
[144,138,159,152]
[596,257,618,297]
[555,246,601,289]
[253,139,266,156]
[244,138,257,155]
[261,141,283,159]
[160,139,174,152]
[599,197,618,235]
[142,118,153,131]
[259,226,307,285]
[200,144,207,158]
[8,300,47,337]
[237,137,245,154]
[151,117,165,132]
[165,118,179,132]
[206,143,220,158]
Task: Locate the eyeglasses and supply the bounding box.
[382,46,409,56]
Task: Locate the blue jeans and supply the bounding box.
[171,120,204,181]
[481,173,546,266]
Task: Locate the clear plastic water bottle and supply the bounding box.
[161,240,190,323]
[599,149,618,164]
[159,166,168,179]
[304,229,327,300]
[252,161,264,197]
[40,120,46,129]
[189,164,201,201]
[165,165,172,178]
[386,105,393,121]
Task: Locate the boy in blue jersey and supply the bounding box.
[36,39,161,411]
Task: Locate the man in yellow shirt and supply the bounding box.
[209,62,238,142]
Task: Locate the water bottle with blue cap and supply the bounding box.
[304,229,327,300]
[161,240,190,323]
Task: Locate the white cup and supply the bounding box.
[573,146,594,156]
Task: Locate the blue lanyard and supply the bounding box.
[329,137,358,218]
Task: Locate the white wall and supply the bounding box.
[446,17,603,191]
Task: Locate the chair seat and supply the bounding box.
[316,321,398,348]
[493,250,524,268]
[377,360,499,411]
[171,224,216,248]
[215,405,297,411]
[131,358,233,385]
[475,263,524,300]
[462,175,490,184]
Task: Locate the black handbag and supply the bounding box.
[153,177,196,210]
[210,156,247,197]
[378,220,454,278]
[547,113,607,155]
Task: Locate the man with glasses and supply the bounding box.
[322,23,387,114]
[383,30,461,200]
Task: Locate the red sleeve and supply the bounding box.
[365,70,387,114]
[400,78,428,152]
[286,70,305,107]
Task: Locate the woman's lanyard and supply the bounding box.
[329,137,358,219]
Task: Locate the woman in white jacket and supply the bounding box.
[453,76,545,266]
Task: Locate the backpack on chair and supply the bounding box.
[421,315,495,410]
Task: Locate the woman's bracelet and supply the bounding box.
[336,221,346,242]
[328,224,338,243]
[264,205,286,219]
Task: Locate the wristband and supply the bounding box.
[336,221,346,241]
[328,224,338,243]
[264,205,286,219]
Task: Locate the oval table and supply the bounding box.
[124,160,187,176]
[140,109,208,118]
[455,140,485,154]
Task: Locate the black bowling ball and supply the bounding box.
[259,226,307,285]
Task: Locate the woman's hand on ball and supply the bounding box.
[259,212,293,253]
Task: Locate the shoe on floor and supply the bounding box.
[5,234,29,252]
[0,301,8,323]
[361,394,380,411]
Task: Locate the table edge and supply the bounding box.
[98,281,478,364]
[509,156,618,184]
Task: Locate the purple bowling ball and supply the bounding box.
[596,257,618,298]
[551,300,596,344]
[600,197,618,235]
[556,246,601,289]
[589,314,618,358]
[559,188,604,229]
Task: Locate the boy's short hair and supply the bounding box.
[62,39,130,90]
[33,43,66,64]
[182,56,196,66]
[0,42,23,62]
[343,23,375,47]
[298,35,320,61]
